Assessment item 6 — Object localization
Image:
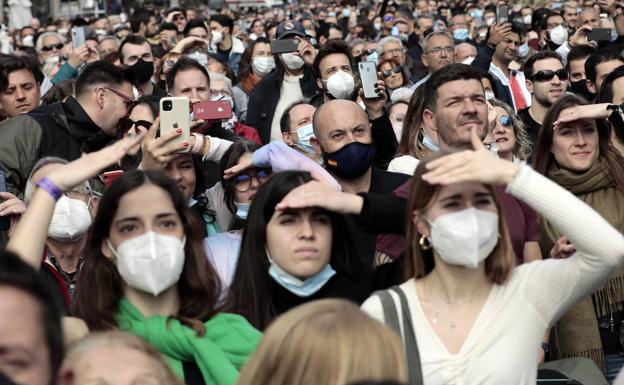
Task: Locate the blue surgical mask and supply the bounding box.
[296,123,316,154]
[234,201,249,220]
[366,51,379,65]
[453,28,469,42]
[267,248,336,297]
[470,9,483,20]
[517,43,530,58]
[422,132,440,151]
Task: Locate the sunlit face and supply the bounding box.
[266,207,332,279]
[102,184,184,256]
[381,40,406,65]
[40,34,63,58]
[594,59,624,93]
[527,58,567,108]
[314,101,371,155]
[423,34,454,72]
[389,102,408,141]
[492,106,516,157]
[283,103,316,144]
[232,152,268,204]
[60,345,171,385]
[380,61,403,89]
[551,107,599,172]
[121,42,153,66]
[415,182,498,238]
[0,69,40,117]
[164,154,196,202]
[172,68,210,102]
[188,26,208,40]
[0,286,51,385]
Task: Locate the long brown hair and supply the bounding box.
[533,93,624,191]
[397,85,429,158]
[73,170,221,333]
[404,151,516,284]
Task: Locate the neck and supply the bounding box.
[124,284,180,318]
[138,81,153,96]
[334,167,372,194]
[423,255,491,304]
[285,67,304,76]
[46,238,86,273]
[499,150,513,161]
[528,101,549,125]
[491,56,510,75]
[76,97,104,129]
[219,35,232,50]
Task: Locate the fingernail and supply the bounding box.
[183,142,189,147]
[177,128,182,133]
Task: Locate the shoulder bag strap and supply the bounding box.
[390,286,424,385]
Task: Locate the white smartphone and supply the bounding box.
[159,97,190,153]
[71,27,86,48]
[359,61,379,99]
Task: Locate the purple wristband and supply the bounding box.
[36,177,62,201]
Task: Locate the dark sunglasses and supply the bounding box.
[531,69,568,82]
[498,115,512,127]
[42,43,64,52]
[382,66,402,78]
[118,117,152,133]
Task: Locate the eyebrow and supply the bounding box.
[115,212,178,224]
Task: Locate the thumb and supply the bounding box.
[470,125,486,151]
[147,117,160,140]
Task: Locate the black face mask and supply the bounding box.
[569,79,595,102]
[129,58,154,85]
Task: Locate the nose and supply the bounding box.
[462,98,478,114]
[298,217,315,239]
[574,130,588,146]
[494,121,506,134]
[191,89,200,100]
[250,175,261,190]
[440,49,448,58]
[168,168,183,182]
[15,88,25,101]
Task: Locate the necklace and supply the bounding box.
[423,279,490,331]
[432,308,456,329]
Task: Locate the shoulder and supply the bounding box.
[0,114,42,140]
[388,155,419,176]
[361,294,384,321]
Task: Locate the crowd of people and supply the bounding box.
[3,0,624,384]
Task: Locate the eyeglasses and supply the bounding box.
[382,48,405,56]
[41,43,63,52]
[547,22,567,29]
[427,46,454,55]
[498,115,512,127]
[234,169,271,192]
[384,15,395,22]
[382,66,403,77]
[531,69,568,82]
[104,87,137,111]
[118,117,152,133]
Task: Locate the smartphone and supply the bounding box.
[359,61,379,99]
[496,5,509,23]
[71,27,86,48]
[0,170,9,231]
[192,100,233,120]
[159,97,190,153]
[588,28,612,41]
[102,170,124,189]
[270,38,299,54]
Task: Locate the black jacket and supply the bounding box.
[0,97,112,195]
[245,66,321,144]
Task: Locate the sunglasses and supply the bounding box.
[42,43,64,52]
[384,15,395,21]
[382,66,402,77]
[531,69,568,82]
[498,115,512,127]
[104,87,137,111]
[118,117,152,133]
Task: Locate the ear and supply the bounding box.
[422,107,436,133]
[100,238,114,261]
[421,53,429,69]
[587,79,597,94]
[282,131,294,145]
[316,77,324,91]
[88,196,100,218]
[310,136,323,155]
[412,209,431,237]
[94,87,106,110]
[525,79,533,94]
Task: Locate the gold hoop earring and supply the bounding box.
[419,235,432,250]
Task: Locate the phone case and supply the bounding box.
[497,6,508,22]
[270,39,299,54]
[72,27,85,48]
[159,97,190,153]
[359,62,378,99]
[588,29,612,41]
[193,100,233,120]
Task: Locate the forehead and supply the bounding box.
[432,182,492,202]
[429,34,453,47]
[533,58,564,71]
[129,103,155,121]
[316,104,368,133]
[122,42,150,55]
[189,26,208,36]
[42,34,61,44]
[7,68,36,84]
[290,103,316,119]
[390,103,408,114]
[383,40,402,50]
[437,78,484,100]
[596,59,624,75]
[548,15,565,23]
[210,79,229,90]
[580,10,597,19]
[612,77,624,101]
[174,68,208,88]
[319,53,350,70]
[114,184,176,220]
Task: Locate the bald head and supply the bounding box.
[312,99,371,154]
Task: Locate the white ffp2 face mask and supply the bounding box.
[323,70,355,99]
[108,231,186,297]
[427,207,499,269]
[280,53,305,70]
[48,196,92,242]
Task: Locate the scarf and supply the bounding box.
[543,157,624,371]
[115,298,261,385]
[241,73,262,94]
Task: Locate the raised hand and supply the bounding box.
[140,117,189,170]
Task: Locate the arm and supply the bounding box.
[6,134,145,269]
[523,241,542,263]
[51,62,78,84]
[0,116,42,196]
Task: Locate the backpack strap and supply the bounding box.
[389,286,424,385]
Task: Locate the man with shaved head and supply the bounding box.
[312,99,408,267]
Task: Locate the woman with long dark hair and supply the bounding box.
[233,37,273,121]
[7,137,261,385]
[533,93,624,380]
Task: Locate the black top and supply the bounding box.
[517,107,542,146]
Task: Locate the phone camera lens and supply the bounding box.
[163,101,172,111]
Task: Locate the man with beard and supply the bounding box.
[566,45,596,102]
[129,8,158,39]
[539,12,568,51]
[310,40,398,166]
[585,49,624,96]
[119,36,165,99]
[517,51,568,144]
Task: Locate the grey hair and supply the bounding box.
[35,32,66,52]
[376,36,403,57]
[489,99,532,161]
[208,72,232,93]
[422,30,453,53]
[23,157,92,205]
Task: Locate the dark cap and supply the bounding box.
[276,20,306,40]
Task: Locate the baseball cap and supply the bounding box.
[276,20,306,40]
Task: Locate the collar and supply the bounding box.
[62,96,103,141]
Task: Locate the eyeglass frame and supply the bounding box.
[382,47,406,57]
[41,43,64,52]
[426,46,454,55]
[233,169,272,192]
[530,69,568,82]
[102,87,137,112]
[382,65,403,78]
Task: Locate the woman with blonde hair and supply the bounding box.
[236,299,408,385]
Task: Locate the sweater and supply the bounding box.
[361,164,624,385]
